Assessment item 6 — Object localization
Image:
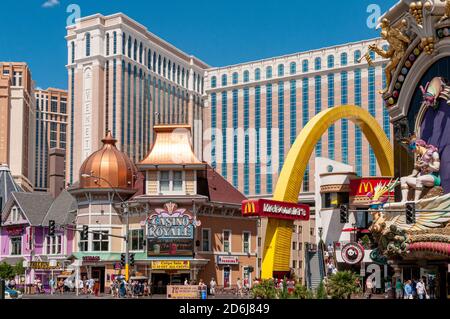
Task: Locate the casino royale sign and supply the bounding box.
[242,199,310,221]
[147,202,200,256]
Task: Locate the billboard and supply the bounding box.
[349,178,395,197]
[147,202,200,256]
[242,199,310,221]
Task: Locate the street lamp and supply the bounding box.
[81,173,131,282]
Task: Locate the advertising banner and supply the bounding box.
[349,178,394,197]
[167,285,199,299]
[151,260,190,270]
[242,199,310,221]
[146,202,200,256]
[217,255,239,265]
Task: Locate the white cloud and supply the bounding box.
[42,0,60,8]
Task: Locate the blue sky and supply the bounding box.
[0,0,396,90]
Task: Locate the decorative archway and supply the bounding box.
[261,105,394,279]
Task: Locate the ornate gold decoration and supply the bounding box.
[438,0,450,23]
[420,36,436,54]
[369,19,411,94]
[410,2,424,25]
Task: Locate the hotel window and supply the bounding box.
[158,55,161,74]
[153,52,157,72]
[354,50,361,63]
[106,33,110,55]
[139,42,143,63]
[60,124,67,149]
[202,229,211,252]
[244,87,250,195]
[290,62,296,75]
[278,82,285,172]
[13,71,23,87]
[211,76,217,88]
[92,231,109,251]
[51,98,58,112]
[243,231,250,253]
[303,164,310,192]
[133,39,138,61]
[122,33,126,55]
[355,68,362,176]
[232,72,238,84]
[382,64,390,139]
[50,122,57,148]
[163,58,167,77]
[315,76,322,157]
[258,237,261,247]
[60,101,67,114]
[340,52,348,66]
[290,80,297,146]
[314,57,321,70]
[292,260,297,269]
[327,55,334,68]
[255,68,261,81]
[173,171,183,191]
[46,235,63,255]
[232,89,238,188]
[328,74,335,160]
[310,228,314,236]
[10,237,22,255]
[211,93,217,168]
[255,86,261,194]
[223,230,231,252]
[71,41,75,63]
[302,59,309,72]
[159,171,183,193]
[130,229,144,251]
[113,31,117,54]
[221,74,227,86]
[266,84,273,194]
[266,66,272,79]
[85,32,91,57]
[292,241,297,250]
[278,64,284,76]
[128,36,132,58]
[222,92,228,178]
[243,70,249,83]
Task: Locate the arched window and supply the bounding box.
[127,36,132,58]
[302,59,309,72]
[266,66,273,79]
[106,33,110,56]
[290,62,296,75]
[243,70,249,82]
[113,32,117,54]
[139,42,143,63]
[172,63,176,81]
[158,55,161,74]
[370,51,376,61]
[221,74,227,86]
[177,65,181,84]
[382,44,389,52]
[354,50,361,63]
[153,52,157,72]
[255,68,261,81]
[85,32,91,57]
[211,76,217,88]
[197,74,200,92]
[133,39,137,60]
[186,70,190,88]
[122,32,126,55]
[148,49,151,69]
[340,52,348,66]
[278,64,284,76]
[182,68,185,86]
[232,72,238,84]
[314,57,321,71]
[327,55,334,68]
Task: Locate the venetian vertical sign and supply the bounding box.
[82,67,92,161]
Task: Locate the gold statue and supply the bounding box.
[369,18,411,93]
[439,0,450,23]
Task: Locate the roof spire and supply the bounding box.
[102,131,117,145]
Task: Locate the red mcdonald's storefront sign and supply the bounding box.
[349,178,395,197]
[242,199,310,221]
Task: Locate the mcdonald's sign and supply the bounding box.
[349,178,394,197]
[242,199,310,221]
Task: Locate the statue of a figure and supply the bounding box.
[369,18,410,93]
[439,0,450,23]
[400,136,441,202]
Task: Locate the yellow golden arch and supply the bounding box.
[261,105,394,279]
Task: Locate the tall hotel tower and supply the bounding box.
[66,14,209,184]
[204,40,391,199]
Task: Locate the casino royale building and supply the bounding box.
[68,125,257,293]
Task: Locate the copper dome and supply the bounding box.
[79,132,137,190]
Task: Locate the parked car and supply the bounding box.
[5,288,23,299]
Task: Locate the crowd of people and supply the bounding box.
[109,277,151,298]
[394,277,434,300]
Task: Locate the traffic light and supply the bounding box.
[120,253,126,267]
[339,204,349,223]
[81,225,89,240]
[48,220,56,237]
[129,253,135,267]
[406,203,416,224]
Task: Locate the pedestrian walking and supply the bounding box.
[209,278,216,296]
[404,280,413,299]
[365,277,374,299]
[395,278,403,299]
[236,278,243,298]
[416,278,428,300]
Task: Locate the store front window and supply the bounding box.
[224,266,231,288]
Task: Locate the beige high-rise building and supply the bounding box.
[65,13,209,185]
[0,62,36,192]
[34,88,68,192]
